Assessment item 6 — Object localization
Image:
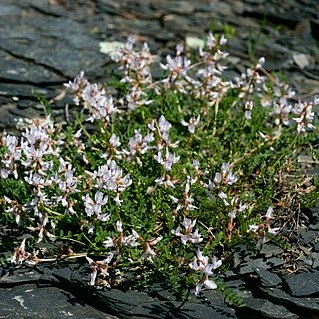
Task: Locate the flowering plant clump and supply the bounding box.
[0,33,318,302]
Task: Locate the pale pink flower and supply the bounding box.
[181,115,200,134]
[86,252,115,286]
[154,148,180,171]
[189,249,222,295]
[171,217,203,245]
[82,191,109,221]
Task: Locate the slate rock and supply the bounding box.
[52,265,238,319]
[9,106,45,120]
[0,83,51,99]
[266,256,285,268]
[309,253,319,269]
[0,50,65,84]
[283,271,319,297]
[163,14,197,34]
[260,286,319,313]
[260,243,284,258]
[0,3,21,17]
[297,229,318,246]
[0,283,117,319]
[17,100,36,110]
[0,16,106,79]
[163,1,196,14]
[309,204,319,224]
[0,267,42,286]
[253,267,282,287]
[243,297,299,319]
[310,20,319,41]
[225,279,246,288]
[195,289,237,317]
[237,258,271,275]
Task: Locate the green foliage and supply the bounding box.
[213,276,246,307]
[209,20,236,39]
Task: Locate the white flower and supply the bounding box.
[171,217,203,245]
[109,134,121,148]
[1,133,22,179]
[181,115,200,134]
[189,249,222,295]
[256,57,265,69]
[160,55,191,79]
[64,71,88,96]
[212,163,238,187]
[116,220,123,232]
[103,237,115,248]
[189,249,222,274]
[158,115,172,142]
[292,99,316,133]
[87,95,120,123]
[154,174,177,188]
[265,206,274,219]
[82,83,103,108]
[86,252,115,286]
[121,229,140,247]
[126,129,154,160]
[249,224,259,232]
[218,191,229,206]
[267,226,280,235]
[154,149,180,171]
[141,246,157,262]
[82,191,109,220]
[221,163,238,185]
[88,160,132,204]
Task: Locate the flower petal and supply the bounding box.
[203,279,217,290]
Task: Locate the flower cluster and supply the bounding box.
[292,97,317,133]
[86,252,115,286]
[1,134,21,179]
[111,36,153,110]
[170,176,197,213]
[234,57,266,119]
[65,73,120,125]
[249,206,280,235]
[87,159,132,205]
[103,221,140,250]
[189,249,222,295]
[171,217,203,245]
[124,129,155,165]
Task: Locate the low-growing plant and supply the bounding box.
[0,32,318,301]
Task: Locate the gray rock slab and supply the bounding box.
[0,267,42,285]
[260,286,319,313]
[243,297,299,319]
[0,51,65,84]
[0,101,44,131]
[260,243,285,258]
[266,256,285,268]
[253,267,282,287]
[0,283,118,319]
[0,83,52,99]
[0,13,106,80]
[0,3,21,17]
[51,266,238,319]
[237,258,272,275]
[283,271,319,297]
[297,229,319,246]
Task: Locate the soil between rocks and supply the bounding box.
[0,1,319,319]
